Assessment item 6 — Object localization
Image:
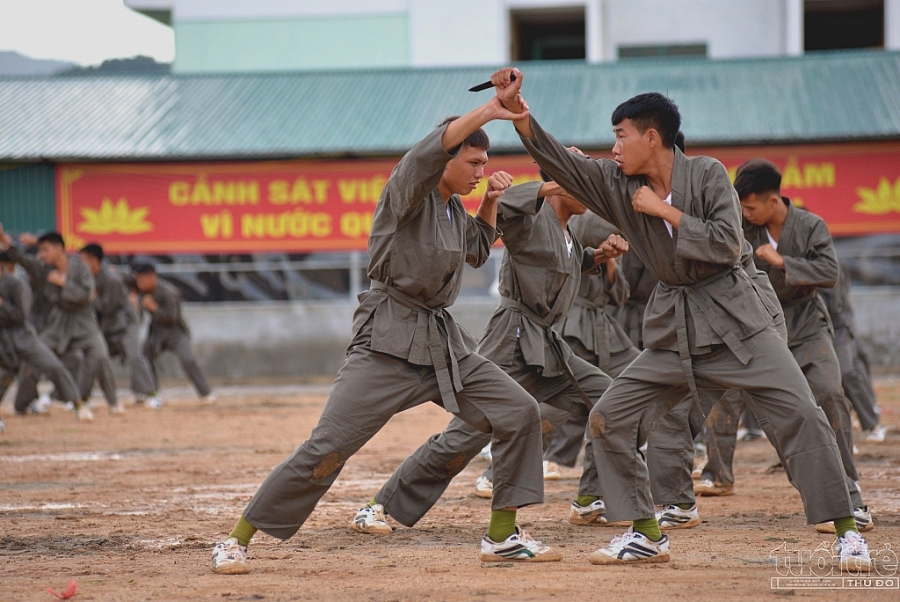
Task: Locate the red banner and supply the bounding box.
[57,141,900,253]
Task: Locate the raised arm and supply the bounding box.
[782,219,839,288]
[673,159,743,266]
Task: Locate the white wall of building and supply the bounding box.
[888,0,900,50]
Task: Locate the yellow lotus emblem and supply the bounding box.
[853,176,900,215]
[77,198,153,235]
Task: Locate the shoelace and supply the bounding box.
[841,534,866,554]
[517,530,541,546]
[608,532,635,547]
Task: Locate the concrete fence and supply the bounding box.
[148,288,900,382]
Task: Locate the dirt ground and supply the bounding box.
[2,379,899,602]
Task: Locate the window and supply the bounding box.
[510,7,586,61]
[804,0,884,51]
[618,44,708,60]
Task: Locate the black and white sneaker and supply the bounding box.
[835,530,871,572]
[480,527,562,562]
[655,504,700,529]
[568,499,608,526]
[351,503,392,534]
[211,537,249,574]
[589,527,670,565]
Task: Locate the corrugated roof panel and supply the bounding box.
[0,50,898,161]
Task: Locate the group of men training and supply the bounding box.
[210,67,880,575]
[0,228,213,428]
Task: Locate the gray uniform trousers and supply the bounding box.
[100,322,155,398]
[242,346,544,540]
[542,340,639,467]
[143,328,211,397]
[834,331,879,431]
[588,325,854,526]
[375,352,611,528]
[15,328,114,406]
[8,330,81,413]
[701,330,861,491]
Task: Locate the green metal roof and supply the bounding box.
[1,50,898,161]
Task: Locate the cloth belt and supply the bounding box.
[572,297,611,371]
[370,281,462,414]
[659,267,753,413]
[780,290,817,308]
[499,296,594,408]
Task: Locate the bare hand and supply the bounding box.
[46,270,66,287]
[567,146,589,158]
[141,294,158,312]
[485,95,529,122]
[491,68,527,114]
[19,232,38,247]
[631,186,668,217]
[594,234,629,263]
[755,244,785,269]
[484,171,514,202]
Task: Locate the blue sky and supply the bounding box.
[0,0,174,65]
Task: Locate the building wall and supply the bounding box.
[0,164,56,234]
[148,290,900,382]
[169,0,805,73]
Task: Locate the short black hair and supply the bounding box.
[0,251,13,264]
[674,131,685,153]
[133,263,157,275]
[437,116,490,151]
[734,159,782,200]
[611,93,682,149]
[79,242,104,261]
[37,232,65,247]
[538,168,552,183]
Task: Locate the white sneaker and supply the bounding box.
[147,396,163,410]
[480,527,562,562]
[655,504,701,530]
[568,499,608,526]
[694,479,734,497]
[75,406,94,422]
[835,531,871,572]
[589,527,670,565]
[34,394,52,413]
[351,503,392,535]
[474,475,493,499]
[211,537,249,574]
[543,460,562,480]
[0,419,5,433]
[201,393,217,405]
[109,402,126,415]
[816,507,874,534]
[864,425,887,443]
[691,466,703,480]
[478,444,492,462]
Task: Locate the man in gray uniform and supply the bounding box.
[697,159,871,534]
[492,68,870,570]
[541,212,634,479]
[0,230,117,421]
[349,177,628,535]
[211,99,564,575]
[134,264,212,404]
[0,247,84,419]
[79,244,159,409]
[821,261,884,442]
[614,249,659,350]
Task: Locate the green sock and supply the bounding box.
[677,502,694,510]
[632,517,663,542]
[228,516,258,547]
[487,509,517,542]
[834,516,858,539]
[368,498,378,507]
[576,495,599,507]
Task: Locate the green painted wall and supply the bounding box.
[0,164,56,234]
[173,14,410,74]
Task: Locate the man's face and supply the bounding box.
[135,272,157,293]
[79,253,101,276]
[739,192,779,226]
[611,118,653,176]
[37,241,64,265]
[441,145,488,196]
